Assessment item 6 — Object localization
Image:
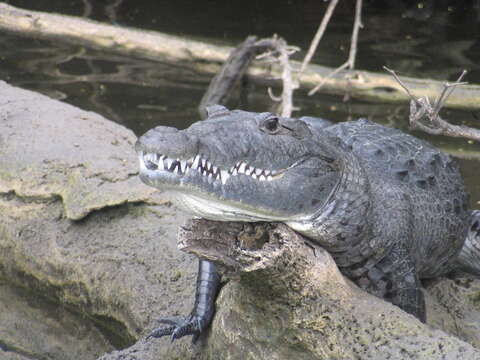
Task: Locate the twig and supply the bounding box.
[385,68,480,142]
[309,0,363,96]
[299,0,339,74]
[81,0,92,17]
[105,0,124,23]
[255,37,299,117]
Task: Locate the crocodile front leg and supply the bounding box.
[361,243,426,322]
[147,259,220,343]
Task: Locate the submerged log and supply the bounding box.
[178,219,480,360]
[2,3,480,111]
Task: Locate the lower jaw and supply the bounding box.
[171,191,289,222]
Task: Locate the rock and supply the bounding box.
[0,80,154,220]
[0,81,196,359]
[0,281,112,359]
[426,276,480,348]
[0,80,479,359]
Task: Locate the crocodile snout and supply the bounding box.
[135,126,199,160]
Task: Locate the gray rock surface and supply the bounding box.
[0,281,112,359]
[0,81,195,359]
[0,80,479,359]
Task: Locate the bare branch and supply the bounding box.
[299,0,339,74]
[431,70,468,120]
[309,0,363,96]
[255,37,299,117]
[348,0,363,69]
[383,66,423,108]
[308,61,350,96]
[267,87,282,102]
[386,68,480,142]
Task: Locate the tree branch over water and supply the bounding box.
[385,67,480,142]
[307,0,363,96]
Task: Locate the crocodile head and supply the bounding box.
[135,106,341,222]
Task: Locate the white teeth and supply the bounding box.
[193,155,201,169]
[158,159,165,170]
[180,160,187,173]
[238,162,247,174]
[220,170,230,184]
[145,153,155,163]
[139,153,282,184]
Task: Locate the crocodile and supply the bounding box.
[135,105,480,342]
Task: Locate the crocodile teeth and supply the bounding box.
[238,162,247,174]
[139,152,282,184]
[220,170,230,184]
[157,158,165,170]
[192,155,201,169]
[179,160,187,173]
[164,158,172,169]
[170,160,179,172]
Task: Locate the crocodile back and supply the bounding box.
[324,119,469,278]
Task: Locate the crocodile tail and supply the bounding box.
[455,210,480,276]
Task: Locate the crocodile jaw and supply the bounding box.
[172,191,289,222]
[138,151,296,222]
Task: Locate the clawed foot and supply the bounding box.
[146,315,206,343]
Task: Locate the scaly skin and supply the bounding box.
[136,105,478,340]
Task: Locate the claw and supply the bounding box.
[146,315,204,343]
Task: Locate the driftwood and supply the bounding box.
[3,3,480,110]
[178,219,480,360]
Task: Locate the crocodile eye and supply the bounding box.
[262,117,280,134]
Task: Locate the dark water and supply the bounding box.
[1,0,480,355]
